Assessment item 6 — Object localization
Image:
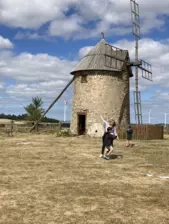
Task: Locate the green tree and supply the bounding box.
[24,97,44,121]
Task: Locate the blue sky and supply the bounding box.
[0,0,169,124]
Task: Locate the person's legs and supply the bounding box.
[129,139,134,146]
[100,134,105,157]
[126,137,130,146]
[100,144,105,157]
[126,140,129,147]
[101,143,105,154]
[103,146,109,159]
[104,147,108,156]
[107,146,114,156]
[128,136,132,146]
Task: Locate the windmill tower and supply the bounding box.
[70,38,132,135]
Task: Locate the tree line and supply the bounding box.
[0,97,59,123]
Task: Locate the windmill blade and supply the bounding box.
[130,0,140,38]
[105,53,131,68]
[29,77,75,132]
[104,43,144,69]
[138,60,153,81]
[104,43,132,69]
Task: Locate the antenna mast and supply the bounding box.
[64,100,68,122]
[130,0,142,124]
[148,110,151,124]
[164,113,167,127]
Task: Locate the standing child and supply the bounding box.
[100,116,118,157]
[102,127,115,160]
[126,125,133,147]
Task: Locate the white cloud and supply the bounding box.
[49,15,85,38]
[114,38,169,89]
[0,82,4,90]
[0,0,169,38]
[0,49,77,109]
[115,38,169,61]
[14,31,49,40]
[0,51,77,82]
[78,46,94,58]
[152,91,169,101]
[0,48,75,119]
[6,80,69,98]
[0,0,65,29]
[0,36,13,49]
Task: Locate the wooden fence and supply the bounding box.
[117,124,164,140]
[15,122,61,133]
[0,120,164,139]
[0,121,61,135]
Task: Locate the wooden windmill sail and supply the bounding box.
[29,0,152,132]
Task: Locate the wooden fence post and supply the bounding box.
[8,120,13,137]
[58,122,62,131]
[33,121,39,132]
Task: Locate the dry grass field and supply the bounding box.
[0,134,169,224]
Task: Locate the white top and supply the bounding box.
[101,116,117,136]
[112,126,117,136]
[104,120,110,132]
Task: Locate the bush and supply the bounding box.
[56,129,72,137]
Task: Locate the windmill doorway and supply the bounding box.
[78,114,86,135]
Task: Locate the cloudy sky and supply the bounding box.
[0,0,169,123]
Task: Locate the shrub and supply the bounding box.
[56,129,72,137]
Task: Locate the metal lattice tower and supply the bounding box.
[130,0,152,124]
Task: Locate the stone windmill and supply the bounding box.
[30,0,152,135]
[70,38,133,136]
[30,37,133,135]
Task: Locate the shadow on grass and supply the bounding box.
[126,144,135,147]
[109,154,123,160]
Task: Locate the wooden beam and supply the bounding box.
[29,77,75,132]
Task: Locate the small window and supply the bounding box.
[81,75,87,83]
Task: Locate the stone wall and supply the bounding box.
[70,70,131,135]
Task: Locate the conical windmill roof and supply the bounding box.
[71,39,133,77]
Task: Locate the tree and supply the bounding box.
[24,97,45,121]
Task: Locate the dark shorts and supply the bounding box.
[127,136,132,140]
